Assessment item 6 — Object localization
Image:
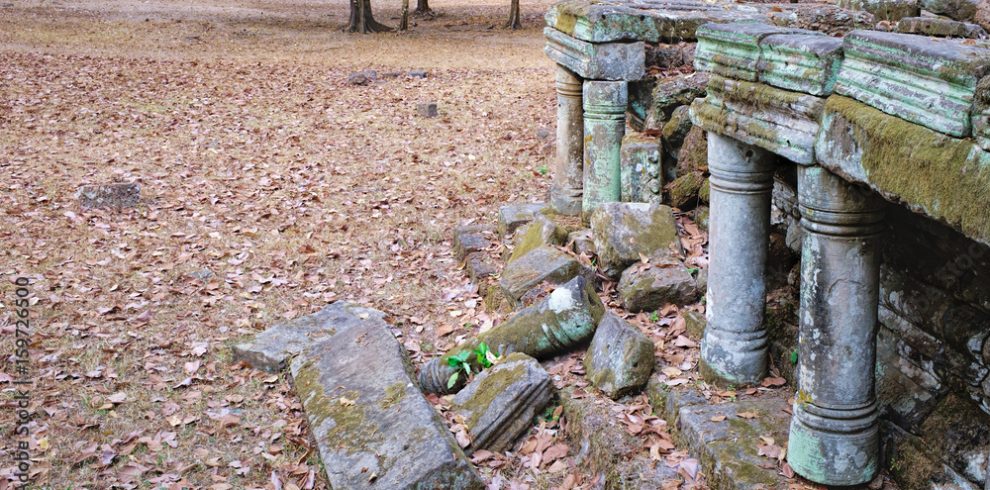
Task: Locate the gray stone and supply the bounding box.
[876,325,945,430]
[498,246,591,305]
[881,422,984,490]
[619,131,662,204]
[568,228,596,256]
[628,72,708,130]
[552,65,585,216]
[584,312,656,398]
[290,312,483,490]
[617,257,700,313]
[408,70,428,78]
[694,22,806,82]
[645,42,696,70]
[683,309,706,339]
[975,75,990,151]
[896,16,987,37]
[922,0,979,20]
[77,182,140,209]
[758,33,843,96]
[497,202,548,238]
[507,215,566,263]
[465,252,498,284]
[661,105,693,161]
[590,202,681,278]
[452,353,552,453]
[838,0,919,21]
[583,81,628,220]
[232,302,385,372]
[544,27,646,81]
[347,69,378,85]
[453,224,494,261]
[417,102,438,117]
[766,4,875,35]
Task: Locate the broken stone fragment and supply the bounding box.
[453,224,494,261]
[590,202,681,278]
[896,16,987,37]
[77,182,140,209]
[417,102,438,117]
[661,105,693,161]
[568,229,596,257]
[619,132,662,204]
[683,309,706,339]
[420,275,605,394]
[838,0,919,21]
[497,202,548,238]
[758,33,843,96]
[676,125,708,179]
[666,172,705,210]
[452,353,552,453]
[767,4,875,35]
[921,0,978,20]
[617,257,700,313]
[544,27,646,81]
[694,22,806,82]
[507,215,567,263]
[290,311,483,489]
[498,245,592,305]
[232,302,385,372]
[584,312,656,399]
[645,42,696,71]
[835,29,990,138]
[347,69,378,85]
[465,252,498,284]
[628,72,708,130]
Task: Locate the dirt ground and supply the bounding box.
[1,0,570,487]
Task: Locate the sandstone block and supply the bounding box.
[497,202,548,238]
[498,246,592,304]
[694,22,806,82]
[453,224,494,261]
[590,202,681,278]
[896,16,987,37]
[619,132,663,204]
[921,0,978,20]
[584,312,656,398]
[617,257,700,312]
[758,33,843,96]
[838,0,919,21]
[544,27,645,81]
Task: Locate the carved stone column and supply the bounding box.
[551,65,584,216]
[700,133,776,385]
[582,80,627,221]
[788,165,884,486]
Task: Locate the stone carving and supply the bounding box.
[552,66,585,216]
[544,27,646,81]
[758,33,842,96]
[619,132,662,204]
[582,81,628,219]
[694,22,805,82]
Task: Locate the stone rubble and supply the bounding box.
[617,257,700,313]
[590,202,681,278]
[584,312,656,398]
[77,182,140,209]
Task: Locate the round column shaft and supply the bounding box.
[581,80,627,221]
[788,165,884,486]
[551,65,584,216]
[701,133,776,385]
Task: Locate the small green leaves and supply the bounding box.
[475,342,492,368]
[790,350,798,365]
[537,165,549,176]
[649,311,660,322]
[687,267,699,276]
[447,371,459,389]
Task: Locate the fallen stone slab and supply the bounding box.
[896,16,987,38]
[498,245,592,305]
[619,132,662,205]
[497,202,548,238]
[507,215,567,263]
[290,311,484,490]
[921,0,978,21]
[667,171,705,210]
[453,224,495,261]
[77,182,140,209]
[421,276,605,394]
[544,27,645,81]
[452,353,552,453]
[694,22,806,82]
[690,75,825,164]
[590,201,681,278]
[232,302,385,372]
[662,105,693,161]
[835,29,990,138]
[545,0,769,43]
[584,312,656,399]
[347,69,378,85]
[838,0,919,20]
[618,258,700,313]
[758,33,843,96]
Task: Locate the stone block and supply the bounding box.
[766,4,875,35]
[662,105,693,160]
[544,27,645,81]
[584,312,656,398]
[417,102,438,117]
[290,313,483,490]
[881,422,983,490]
[77,182,140,209]
[498,245,592,304]
[694,22,806,82]
[876,326,945,430]
[617,257,700,312]
[568,228,596,256]
[232,302,385,372]
[690,75,825,164]
[497,202,547,238]
[667,172,705,209]
[814,95,990,246]
[507,215,566,263]
[921,0,979,21]
[835,29,990,138]
[837,0,919,21]
[452,353,552,453]
[896,16,987,38]
[619,132,662,204]
[590,201,681,278]
[758,33,843,96]
[545,0,770,43]
[453,224,494,261]
[628,72,708,130]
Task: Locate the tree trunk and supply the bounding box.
[506,0,521,29]
[400,0,409,30]
[348,0,392,33]
[414,0,434,16]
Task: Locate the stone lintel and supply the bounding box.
[544,27,645,81]
[694,22,808,82]
[895,16,987,39]
[835,29,990,138]
[758,33,843,96]
[815,95,990,247]
[690,75,825,164]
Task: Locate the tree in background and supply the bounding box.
[414,0,434,16]
[506,0,521,29]
[348,0,392,33]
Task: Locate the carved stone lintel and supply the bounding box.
[700,133,776,386]
[582,81,628,221]
[552,65,584,216]
[787,165,885,486]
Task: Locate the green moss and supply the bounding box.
[826,95,990,243]
[380,382,406,410]
[554,12,578,35]
[668,172,705,209]
[292,362,382,454]
[455,354,529,429]
[698,178,710,203]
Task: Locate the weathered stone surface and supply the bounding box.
[974,75,990,151]
[590,202,681,278]
[645,42,696,70]
[694,22,805,82]
[758,33,843,96]
[667,171,705,209]
[568,229,596,256]
[497,202,548,238]
[421,276,605,394]
[552,65,584,216]
[815,95,990,246]
[881,422,984,490]
[662,105,693,160]
[896,16,987,37]
[628,72,708,130]
[835,29,990,137]
[876,325,945,430]
[838,0,919,20]
[453,224,494,261]
[465,252,498,284]
[691,75,825,164]
[290,313,483,490]
[347,69,377,85]
[683,309,706,340]
[766,4,875,35]
[584,312,655,398]
[544,0,768,43]
[452,353,552,453]
[544,27,645,81]
[417,102,438,117]
[498,245,591,304]
[77,182,140,209]
[618,257,700,312]
[508,215,566,263]
[619,132,662,204]
[676,125,708,176]
[233,302,385,372]
[921,0,979,20]
[583,81,628,219]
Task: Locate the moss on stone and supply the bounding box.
[292,361,382,454]
[454,354,529,429]
[380,382,406,410]
[668,172,705,209]
[698,178,710,203]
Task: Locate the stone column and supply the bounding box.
[700,133,776,385]
[788,165,884,486]
[582,81,627,221]
[551,65,584,216]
